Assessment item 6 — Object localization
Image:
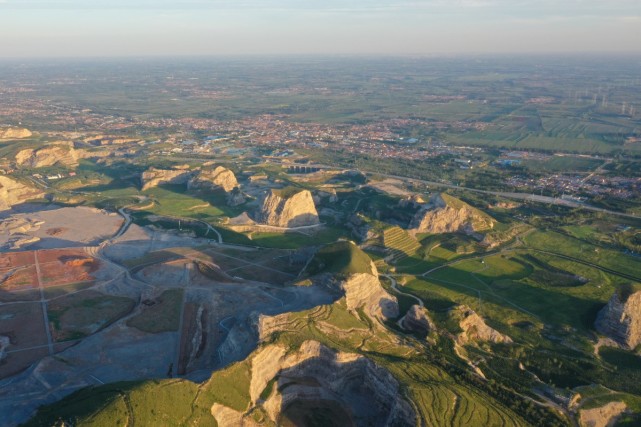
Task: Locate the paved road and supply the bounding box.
[114,207,133,239]
[33,251,54,356]
[381,274,423,308]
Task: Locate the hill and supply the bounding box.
[305,240,375,277]
[410,193,495,234]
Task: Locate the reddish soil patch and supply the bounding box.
[0,266,38,291]
[0,252,35,270]
[0,347,49,379]
[39,251,100,287]
[0,303,48,352]
[37,248,87,264]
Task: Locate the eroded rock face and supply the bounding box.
[400,305,433,336]
[0,176,45,211]
[15,142,78,168]
[410,194,493,234]
[579,401,627,427]
[212,341,416,427]
[0,127,32,139]
[450,305,512,345]
[140,167,192,191]
[189,166,239,193]
[595,290,641,349]
[255,189,319,228]
[336,272,399,321]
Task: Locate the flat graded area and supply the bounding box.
[0,229,338,426]
[0,265,38,291]
[0,205,123,250]
[38,250,101,287]
[126,288,183,334]
[0,248,101,291]
[48,290,136,341]
[0,302,48,351]
[0,302,48,378]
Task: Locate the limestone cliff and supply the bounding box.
[450,305,512,345]
[595,288,641,349]
[400,304,434,336]
[15,142,78,168]
[335,272,399,321]
[0,176,45,211]
[410,193,494,234]
[0,127,32,139]
[212,340,416,427]
[140,167,192,191]
[189,166,239,193]
[255,188,319,228]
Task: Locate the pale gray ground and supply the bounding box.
[0,204,123,250]
[0,208,336,426]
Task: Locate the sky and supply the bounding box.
[0,0,640,57]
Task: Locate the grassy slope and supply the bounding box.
[305,240,374,276]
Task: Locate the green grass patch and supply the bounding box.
[306,241,373,276]
[126,289,183,333]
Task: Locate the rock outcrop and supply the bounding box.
[316,188,338,203]
[450,305,512,345]
[189,166,239,192]
[140,167,192,191]
[0,127,32,139]
[255,189,319,228]
[400,305,434,335]
[399,194,426,209]
[226,187,246,206]
[335,272,399,321]
[212,340,416,427]
[410,193,494,234]
[0,176,45,211]
[317,252,399,321]
[595,288,641,349]
[579,401,627,427]
[15,142,78,168]
[0,217,44,235]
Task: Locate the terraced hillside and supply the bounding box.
[382,226,421,263]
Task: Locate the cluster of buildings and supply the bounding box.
[506,174,641,200]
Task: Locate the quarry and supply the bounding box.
[0,141,640,427]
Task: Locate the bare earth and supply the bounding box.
[0,204,123,250]
[0,205,336,426]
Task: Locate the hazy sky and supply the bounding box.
[0,0,640,57]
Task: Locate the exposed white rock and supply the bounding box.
[0,176,45,211]
[140,167,192,191]
[337,273,399,321]
[450,305,512,345]
[410,193,494,234]
[579,401,627,427]
[189,166,239,193]
[255,189,319,228]
[0,127,32,139]
[595,288,641,349]
[212,340,416,427]
[15,142,78,168]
